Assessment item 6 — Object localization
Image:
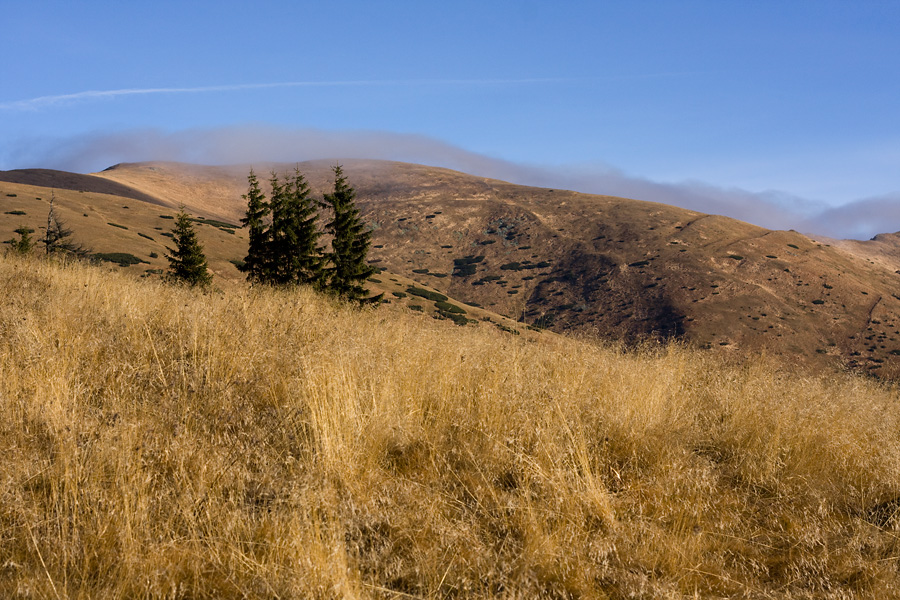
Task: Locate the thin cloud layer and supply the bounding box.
[1,126,896,240]
[0,79,571,111]
[798,195,900,240]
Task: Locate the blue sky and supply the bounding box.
[2,0,899,239]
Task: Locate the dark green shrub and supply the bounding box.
[406,287,448,302]
[408,304,424,312]
[159,215,175,219]
[4,210,26,215]
[107,222,128,230]
[92,252,148,267]
[438,310,470,325]
[787,244,799,249]
[392,291,407,298]
[412,268,430,274]
[629,261,650,268]
[434,301,465,314]
[474,275,502,285]
[453,264,477,276]
[812,299,825,305]
[149,252,158,259]
[189,218,239,229]
[454,255,484,266]
[492,321,519,334]
[728,255,744,260]
[452,255,484,277]
[138,232,154,241]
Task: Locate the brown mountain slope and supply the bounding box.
[6,159,900,377]
[0,174,532,338]
[0,168,165,206]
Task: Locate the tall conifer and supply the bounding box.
[322,165,381,303]
[279,167,324,286]
[239,169,270,283]
[265,172,288,284]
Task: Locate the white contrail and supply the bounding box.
[0,78,569,111]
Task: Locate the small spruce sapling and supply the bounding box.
[9,226,35,254]
[165,207,213,288]
[41,191,88,256]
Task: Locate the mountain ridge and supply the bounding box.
[3,159,900,377]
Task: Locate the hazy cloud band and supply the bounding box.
[1,125,897,240]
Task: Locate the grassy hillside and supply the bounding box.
[3,253,900,598]
[0,179,534,335]
[7,161,900,377]
[91,161,900,377]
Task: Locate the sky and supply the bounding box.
[2,0,899,239]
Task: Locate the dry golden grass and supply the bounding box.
[3,253,900,598]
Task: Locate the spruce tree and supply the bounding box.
[264,172,289,284]
[268,167,324,287]
[165,207,213,288]
[322,165,382,303]
[239,169,270,283]
[9,226,35,254]
[42,191,88,257]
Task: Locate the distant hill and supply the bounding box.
[0,168,163,205]
[3,159,900,378]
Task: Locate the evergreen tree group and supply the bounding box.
[240,164,380,304]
